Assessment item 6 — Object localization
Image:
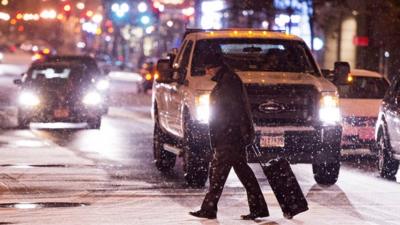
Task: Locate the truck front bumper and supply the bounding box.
[246,125,342,164]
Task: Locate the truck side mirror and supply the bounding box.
[333,61,351,85]
[13,79,22,85]
[321,69,333,81]
[156,59,174,83]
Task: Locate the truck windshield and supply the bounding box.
[337,76,389,99]
[191,38,320,76]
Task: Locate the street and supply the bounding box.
[0,58,398,225]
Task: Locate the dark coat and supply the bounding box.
[209,65,255,153]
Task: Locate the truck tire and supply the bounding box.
[87,116,102,129]
[153,116,176,172]
[312,162,340,185]
[183,114,209,188]
[377,130,399,179]
[17,111,30,129]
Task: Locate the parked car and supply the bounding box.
[14,62,108,129]
[138,61,157,93]
[336,69,389,154]
[375,75,400,179]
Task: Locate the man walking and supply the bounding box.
[189,44,269,220]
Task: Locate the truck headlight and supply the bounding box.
[96,79,110,91]
[319,92,341,125]
[18,91,40,107]
[83,91,102,105]
[195,93,210,123]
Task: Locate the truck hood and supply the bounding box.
[237,72,337,92]
[191,72,337,92]
[340,99,382,118]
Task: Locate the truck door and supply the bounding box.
[168,40,194,137]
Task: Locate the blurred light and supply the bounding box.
[140,15,150,25]
[154,73,159,80]
[166,20,173,27]
[32,45,39,52]
[0,12,10,21]
[0,52,3,61]
[107,27,114,33]
[82,22,98,34]
[76,2,85,10]
[105,36,112,42]
[42,48,50,55]
[18,92,40,106]
[112,3,130,18]
[92,14,103,23]
[10,18,16,25]
[17,25,24,32]
[83,91,102,105]
[182,7,195,17]
[96,28,102,35]
[1,0,8,6]
[16,13,23,20]
[40,9,57,19]
[86,10,94,18]
[32,53,42,61]
[64,4,71,12]
[23,13,40,21]
[145,26,154,34]
[96,80,110,91]
[347,75,353,82]
[145,73,152,80]
[138,2,148,13]
[57,14,64,20]
[385,51,390,58]
[201,1,224,29]
[77,42,86,49]
[313,37,324,51]
[262,21,269,28]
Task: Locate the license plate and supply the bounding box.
[53,109,69,118]
[260,134,285,148]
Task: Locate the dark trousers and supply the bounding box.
[200,145,269,215]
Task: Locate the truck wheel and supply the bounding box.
[183,115,209,188]
[153,117,176,172]
[87,116,102,129]
[377,131,399,179]
[313,162,340,185]
[17,111,30,129]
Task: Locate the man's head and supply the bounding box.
[203,43,224,77]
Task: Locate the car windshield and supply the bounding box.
[337,76,389,99]
[191,38,319,76]
[27,65,88,85]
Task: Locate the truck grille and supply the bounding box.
[245,84,318,126]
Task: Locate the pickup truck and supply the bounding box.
[152,29,343,187]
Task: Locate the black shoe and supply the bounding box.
[189,210,217,219]
[241,212,269,220]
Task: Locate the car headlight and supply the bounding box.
[18,91,40,107]
[195,93,210,124]
[319,92,341,125]
[83,91,102,105]
[96,79,110,91]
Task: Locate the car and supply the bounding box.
[335,69,389,154]
[13,62,108,129]
[375,74,400,179]
[152,28,343,187]
[33,55,110,110]
[138,61,158,93]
